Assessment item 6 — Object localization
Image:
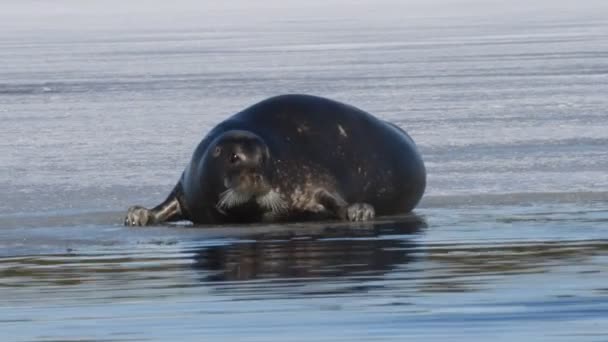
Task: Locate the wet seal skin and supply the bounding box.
[125,94,426,226]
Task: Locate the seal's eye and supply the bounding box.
[229,153,241,164]
[213,146,222,157]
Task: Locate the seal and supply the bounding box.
[124,94,426,226]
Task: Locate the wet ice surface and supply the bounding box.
[2,207,608,341]
[1,1,608,341]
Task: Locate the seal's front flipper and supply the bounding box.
[343,203,375,221]
[125,205,155,226]
[315,189,375,222]
[124,184,185,226]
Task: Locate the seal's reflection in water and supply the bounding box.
[191,215,427,285]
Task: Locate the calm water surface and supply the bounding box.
[1,1,608,341]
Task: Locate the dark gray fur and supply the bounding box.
[125,94,426,226]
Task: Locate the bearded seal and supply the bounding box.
[124,94,425,226]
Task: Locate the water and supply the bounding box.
[1,1,608,341]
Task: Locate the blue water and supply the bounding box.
[1,1,608,341]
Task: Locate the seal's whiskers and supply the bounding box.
[217,188,252,210]
[257,190,288,214]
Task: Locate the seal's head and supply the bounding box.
[206,130,284,214]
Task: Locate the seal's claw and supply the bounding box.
[124,206,154,226]
[345,203,375,222]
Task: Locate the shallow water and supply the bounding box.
[2,206,608,341]
[1,1,608,341]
